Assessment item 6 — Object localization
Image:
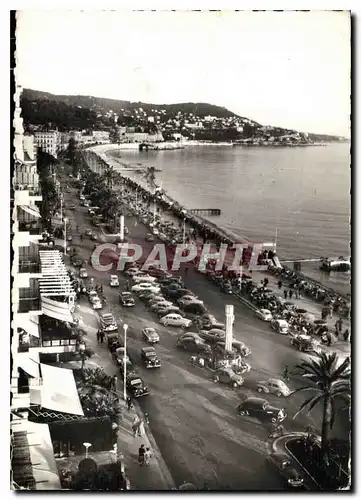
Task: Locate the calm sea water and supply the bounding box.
[109,144,351,295]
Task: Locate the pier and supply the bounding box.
[190,208,221,216]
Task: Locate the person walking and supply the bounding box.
[111,375,117,391]
[99,330,105,344]
[132,416,141,437]
[283,289,288,300]
[277,280,283,289]
[96,330,101,343]
[289,289,294,300]
[138,444,146,465]
[126,396,133,411]
[138,419,145,437]
[343,329,350,342]
[144,447,152,466]
[184,266,189,277]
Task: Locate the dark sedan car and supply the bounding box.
[119,292,135,307]
[126,373,149,398]
[177,337,212,354]
[268,453,305,489]
[236,397,286,423]
[199,328,226,343]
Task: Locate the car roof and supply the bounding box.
[110,275,118,279]
[274,319,288,326]
[260,309,271,313]
[142,346,156,352]
[243,397,268,405]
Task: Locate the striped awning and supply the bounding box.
[19,205,41,218]
[41,296,74,323]
[38,250,75,298]
[16,314,40,338]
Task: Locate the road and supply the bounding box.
[59,171,349,490]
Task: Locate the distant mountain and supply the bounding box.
[22,88,248,121]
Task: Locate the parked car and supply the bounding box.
[146,233,155,242]
[182,303,208,318]
[67,234,73,241]
[271,319,289,335]
[159,314,192,328]
[91,234,98,241]
[177,337,212,354]
[84,228,92,236]
[99,312,118,332]
[79,267,88,278]
[291,334,320,353]
[109,275,119,287]
[119,292,135,307]
[177,295,203,307]
[268,453,304,488]
[157,307,183,318]
[213,367,244,388]
[142,327,160,343]
[141,347,161,368]
[125,266,142,277]
[256,378,291,397]
[131,282,161,294]
[199,329,226,343]
[179,332,204,342]
[126,373,149,398]
[236,397,286,423]
[149,302,173,312]
[255,309,273,322]
[148,296,170,306]
[71,257,82,268]
[112,346,131,366]
[220,281,233,294]
[91,296,102,310]
[132,274,158,283]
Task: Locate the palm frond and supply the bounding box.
[293,394,323,419]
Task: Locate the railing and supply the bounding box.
[18,299,41,313]
[18,261,41,274]
[18,222,42,234]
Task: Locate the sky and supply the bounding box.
[15,10,351,136]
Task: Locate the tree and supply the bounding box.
[292,352,351,467]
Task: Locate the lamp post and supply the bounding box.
[123,324,128,401]
[60,196,63,222]
[83,442,92,458]
[225,305,234,354]
[63,217,68,255]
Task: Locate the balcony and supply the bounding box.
[18,260,41,274]
[18,222,43,235]
[18,298,41,314]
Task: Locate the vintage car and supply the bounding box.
[131,282,161,294]
[132,274,158,284]
[256,378,291,397]
[84,228,92,237]
[119,292,135,307]
[109,275,119,287]
[236,397,286,423]
[126,373,149,398]
[177,337,212,354]
[215,340,251,357]
[199,329,226,343]
[112,346,132,371]
[212,367,244,388]
[79,267,88,279]
[291,334,320,353]
[268,453,304,488]
[141,347,161,369]
[177,295,204,307]
[271,319,289,335]
[159,313,191,328]
[142,327,160,343]
[255,308,273,322]
[99,312,118,332]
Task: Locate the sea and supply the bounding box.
[108,143,351,296]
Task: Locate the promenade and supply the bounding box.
[56,162,350,490]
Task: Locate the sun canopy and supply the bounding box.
[38,250,75,298]
[16,314,40,338]
[19,205,41,218]
[30,364,84,416]
[18,351,40,378]
[41,296,74,323]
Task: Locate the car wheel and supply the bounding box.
[164,321,168,326]
[257,387,263,393]
[271,417,277,423]
[213,376,219,383]
[239,410,246,416]
[232,381,238,388]
[277,391,282,397]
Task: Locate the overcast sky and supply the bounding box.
[16,10,350,136]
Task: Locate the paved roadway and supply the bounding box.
[59,173,349,490]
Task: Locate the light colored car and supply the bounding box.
[148,296,168,306]
[271,319,289,335]
[132,274,157,283]
[177,295,203,307]
[109,275,119,287]
[88,290,99,303]
[159,313,192,328]
[257,378,291,397]
[92,297,102,310]
[149,301,173,311]
[131,282,161,294]
[142,327,160,343]
[255,308,273,322]
[79,267,88,278]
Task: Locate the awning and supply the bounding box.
[20,205,41,218]
[11,420,61,490]
[16,314,40,338]
[18,352,40,378]
[39,250,75,298]
[41,296,74,323]
[31,364,84,416]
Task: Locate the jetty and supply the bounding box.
[189,208,221,216]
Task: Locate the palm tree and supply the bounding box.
[292,351,351,467]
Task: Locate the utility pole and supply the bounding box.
[225,305,234,353]
[123,324,128,401]
[64,217,68,255]
[119,214,125,242]
[60,196,63,222]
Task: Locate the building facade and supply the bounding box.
[34,131,60,158]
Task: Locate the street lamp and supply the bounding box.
[63,217,68,255]
[83,442,92,458]
[123,324,128,401]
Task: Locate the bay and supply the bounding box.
[108,143,351,295]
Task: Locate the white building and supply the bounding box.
[34,131,60,158]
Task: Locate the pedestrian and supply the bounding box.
[198,357,205,368]
[144,447,152,465]
[126,396,132,411]
[100,284,103,294]
[132,416,140,437]
[96,330,101,343]
[343,329,350,342]
[112,375,117,390]
[99,330,105,344]
[284,289,288,300]
[283,365,289,380]
[126,280,130,291]
[289,289,293,300]
[138,444,146,465]
[184,266,189,276]
[278,280,282,289]
[138,419,145,437]
[80,233,83,242]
